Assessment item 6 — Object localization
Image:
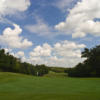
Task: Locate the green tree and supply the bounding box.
[67,45,100,77]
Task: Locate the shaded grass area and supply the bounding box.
[0,72,100,100]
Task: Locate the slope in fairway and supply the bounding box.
[0,72,100,100]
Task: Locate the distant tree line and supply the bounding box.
[66,45,100,77]
[0,49,49,76]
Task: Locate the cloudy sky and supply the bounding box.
[0,0,100,67]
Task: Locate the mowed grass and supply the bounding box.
[0,72,100,100]
[44,71,67,78]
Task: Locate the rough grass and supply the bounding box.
[0,72,100,100]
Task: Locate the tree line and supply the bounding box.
[66,45,100,77]
[1,44,100,77]
[0,49,49,76]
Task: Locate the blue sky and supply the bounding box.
[0,0,100,67]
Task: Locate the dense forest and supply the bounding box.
[66,45,100,77]
[0,49,49,76]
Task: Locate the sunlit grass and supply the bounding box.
[0,72,100,100]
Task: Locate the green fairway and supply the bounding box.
[0,72,100,100]
[44,71,67,78]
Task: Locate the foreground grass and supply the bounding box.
[0,72,100,100]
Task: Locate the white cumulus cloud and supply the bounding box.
[55,0,100,38]
[0,24,33,49]
[0,0,30,16]
[29,40,86,67]
[30,43,52,57]
[16,51,25,57]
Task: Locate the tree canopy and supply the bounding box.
[0,49,49,76]
[67,45,100,77]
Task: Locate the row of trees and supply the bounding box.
[1,44,100,77]
[66,45,100,77]
[0,49,49,76]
